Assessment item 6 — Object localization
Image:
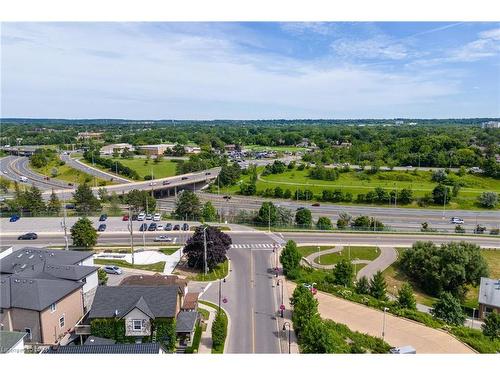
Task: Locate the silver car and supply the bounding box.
[102,265,122,275]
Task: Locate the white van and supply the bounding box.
[19,176,28,182]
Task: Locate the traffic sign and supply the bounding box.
[279,304,285,311]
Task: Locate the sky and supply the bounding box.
[1,22,499,119]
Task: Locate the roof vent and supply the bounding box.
[114,309,119,317]
[28,255,34,259]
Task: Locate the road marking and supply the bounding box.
[230,243,275,249]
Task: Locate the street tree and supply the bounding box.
[432,292,466,325]
[482,311,500,340]
[125,189,156,213]
[300,316,339,353]
[432,184,451,205]
[355,276,370,295]
[202,201,217,222]
[276,206,294,227]
[73,183,101,215]
[23,184,46,215]
[398,188,413,205]
[316,217,333,230]
[280,240,302,276]
[331,259,354,287]
[47,189,61,214]
[256,201,277,226]
[71,217,98,248]
[477,192,498,209]
[290,284,319,334]
[295,208,312,227]
[174,190,201,220]
[397,283,417,310]
[369,271,388,300]
[183,226,231,271]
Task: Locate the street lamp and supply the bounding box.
[382,307,389,339]
[471,308,476,329]
[218,278,226,312]
[282,322,291,354]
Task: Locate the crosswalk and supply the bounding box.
[230,243,277,249]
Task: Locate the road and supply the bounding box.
[60,153,131,183]
[158,192,500,233]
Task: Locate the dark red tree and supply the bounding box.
[183,226,232,270]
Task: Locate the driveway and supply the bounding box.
[305,284,475,354]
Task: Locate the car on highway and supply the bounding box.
[205,172,211,175]
[149,181,157,186]
[311,203,320,207]
[137,213,146,221]
[164,223,172,231]
[148,223,157,231]
[162,180,171,185]
[18,232,38,240]
[181,176,188,180]
[145,213,153,220]
[65,203,76,209]
[405,165,413,169]
[98,224,107,232]
[296,207,305,211]
[450,217,464,224]
[99,214,108,221]
[153,213,161,221]
[9,214,20,222]
[182,223,190,231]
[222,195,231,200]
[68,183,74,187]
[19,176,28,182]
[2,171,7,174]
[102,265,122,275]
[154,235,172,242]
[474,225,486,234]
[122,215,129,221]
[139,223,147,231]
[173,224,180,231]
[156,224,164,230]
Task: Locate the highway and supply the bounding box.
[60,153,131,183]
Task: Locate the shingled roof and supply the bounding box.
[89,286,179,319]
[43,342,165,354]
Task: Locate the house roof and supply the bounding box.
[43,342,165,354]
[89,286,179,319]
[84,336,116,346]
[176,311,199,333]
[478,277,500,308]
[0,331,26,353]
[15,262,97,281]
[182,292,199,310]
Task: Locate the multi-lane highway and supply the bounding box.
[60,153,131,183]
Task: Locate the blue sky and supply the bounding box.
[1,22,499,119]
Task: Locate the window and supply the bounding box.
[59,315,65,328]
[132,320,142,331]
[24,328,32,341]
[50,303,56,312]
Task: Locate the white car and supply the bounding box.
[154,235,172,242]
[19,176,28,182]
[145,214,153,220]
[153,213,161,221]
[156,224,164,230]
[451,217,464,224]
[102,265,122,275]
[149,181,157,186]
[137,213,146,221]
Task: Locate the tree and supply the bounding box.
[431,292,466,325]
[239,181,256,195]
[23,184,46,215]
[73,184,101,215]
[477,192,498,209]
[369,271,387,300]
[183,226,231,271]
[398,188,413,205]
[295,208,312,227]
[300,316,338,353]
[97,187,109,202]
[290,284,319,334]
[432,184,451,205]
[336,211,352,229]
[316,216,332,230]
[355,276,370,295]
[71,217,98,248]
[47,189,61,214]
[397,283,416,310]
[0,177,11,194]
[124,189,156,213]
[332,259,354,287]
[98,269,108,285]
[216,163,242,187]
[202,201,217,222]
[280,240,302,276]
[108,193,122,216]
[276,206,294,227]
[256,201,277,226]
[482,311,500,340]
[211,311,227,351]
[174,190,201,220]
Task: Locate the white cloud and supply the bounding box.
[280,22,336,36]
[448,27,500,62]
[331,36,409,60]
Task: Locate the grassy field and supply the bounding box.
[191,260,229,281]
[297,245,333,257]
[32,160,112,186]
[314,246,380,265]
[80,156,179,180]
[94,258,165,272]
[220,166,500,210]
[159,247,181,255]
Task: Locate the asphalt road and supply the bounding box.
[60,153,131,183]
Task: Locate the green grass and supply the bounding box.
[32,159,112,186]
[221,166,500,210]
[464,249,500,309]
[159,247,181,255]
[199,300,228,354]
[94,258,165,272]
[297,245,333,258]
[314,246,379,265]
[198,308,210,321]
[190,260,229,281]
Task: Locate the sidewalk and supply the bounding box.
[276,279,299,354]
[198,303,217,354]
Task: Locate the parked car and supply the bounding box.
[450,217,464,224]
[154,235,172,242]
[162,180,171,186]
[139,223,147,231]
[137,213,146,221]
[98,224,107,232]
[164,223,173,231]
[182,223,190,231]
[156,224,164,231]
[311,203,320,207]
[99,214,108,221]
[131,214,138,221]
[148,223,157,231]
[122,215,129,221]
[9,214,20,222]
[18,232,37,240]
[145,213,153,220]
[102,265,122,275]
[153,213,161,221]
[173,224,180,231]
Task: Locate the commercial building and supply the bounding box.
[100,143,134,155]
[136,144,176,156]
[478,277,500,319]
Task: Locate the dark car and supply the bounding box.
[98,224,107,232]
[222,195,231,200]
[165,223,172,231]
[65,203,76,209]
[181,176,188,180]
[205,172,211,175]
[311,203,320,207]
[9,214,20,222]
[18,232,37,240]
[139,223,147,232]
[182,223,190,231]
[173,224,180,231]
[68,183,74,187]
[131,214,138,221]
[122,215,129,221]
[162,180,171,186]
[99,214,108,222]
[148,223,157,231]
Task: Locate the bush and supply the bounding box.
[211,311,227,352]
[477,192,498,209]
[432,292,466,325]
[316,216,332,230]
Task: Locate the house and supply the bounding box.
[0,246,13,260]
[184,146,201,154]
[0,248,98,345]
[43,342,167,354]
[76,285,182,347]
[478,277,500,319]
[224,144,237,152]
[481,121,500,129]
[175,311,199,347]
[0,331,27,354]
[119,273,187,295]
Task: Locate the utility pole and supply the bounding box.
[442,187,447,219]
[128,206,135,265]
[61,193,69,251]
[203,226,208,275]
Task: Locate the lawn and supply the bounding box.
[159,247,181,255]
[314,246,379,265]
[94,258,165,272]
[80,156,179,180]
[199,300,228,354]
[191,260,229,282]
[32,159,111,186]
[297,245,333,258]
[219,166,500,210]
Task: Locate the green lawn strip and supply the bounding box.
[199,300,228,354]
[198,308,210,321]
[190,260,229,282]
[184,322,203,354]
[159,247,181,255]
[94,258,165,272]
[314,246,379,265]
[297,245,333,258]
[32,159,111,186]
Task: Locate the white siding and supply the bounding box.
[82,271,98,294]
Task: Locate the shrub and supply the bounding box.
[211,312,227,352]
